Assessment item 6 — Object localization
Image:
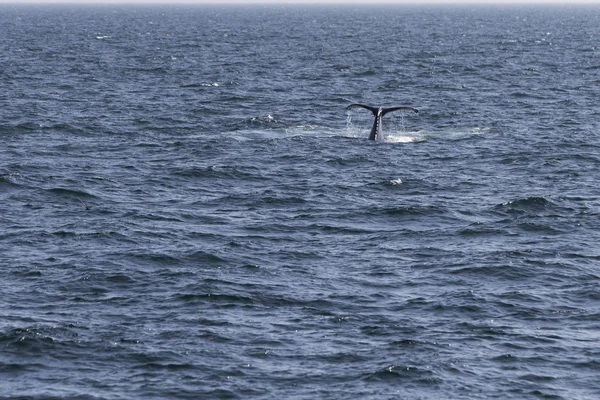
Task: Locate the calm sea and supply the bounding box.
[1,4,600,399]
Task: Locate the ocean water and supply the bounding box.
[1,4,600,399]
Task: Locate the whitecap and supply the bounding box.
[384,135,423,143]
[470,127,489,135]
[250,115,277,124]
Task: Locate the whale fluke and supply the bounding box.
[347,104,418,141]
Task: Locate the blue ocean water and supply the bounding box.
[1,4,600,399]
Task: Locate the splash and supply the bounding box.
[399,112,406,132]
[345,110,359,136]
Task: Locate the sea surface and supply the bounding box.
[1,4,600,399]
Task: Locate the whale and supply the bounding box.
[347,104,418,141]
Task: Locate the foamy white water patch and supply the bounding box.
[383,132,426,143]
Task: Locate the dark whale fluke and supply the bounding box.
[78,197,96,210]
[347,104,418,141]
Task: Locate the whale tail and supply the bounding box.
[346,104,418,140]
[346,104,380,115]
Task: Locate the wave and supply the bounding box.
[181,82,220,88]
[0,122,42,134]
[46,188,93,198]
[0,324,82,354]
[173,164,266,181]
[363,364,440,384]
[0,172,22,185]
